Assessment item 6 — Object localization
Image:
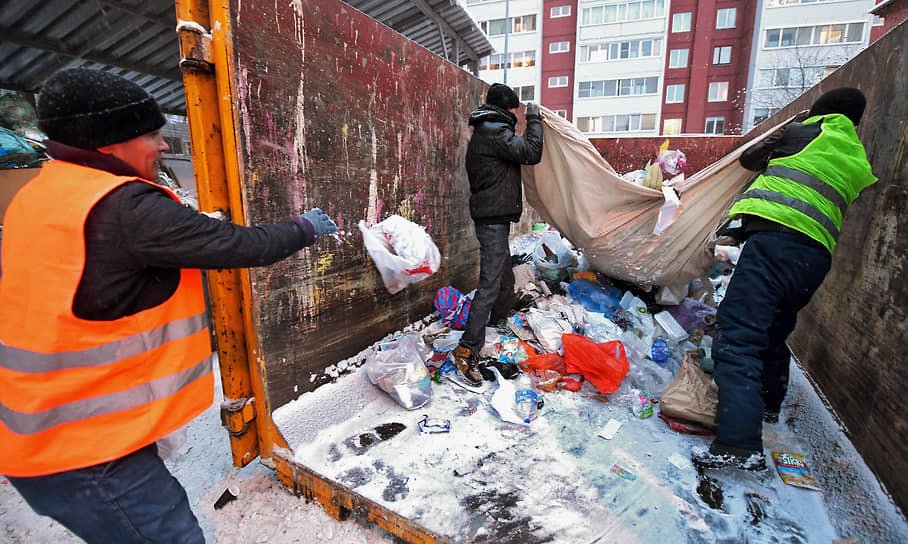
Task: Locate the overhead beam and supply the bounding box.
[408,0,480,62]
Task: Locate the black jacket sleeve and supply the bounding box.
[114,182,316,269]
[490,115,544,166]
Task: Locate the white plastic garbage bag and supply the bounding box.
[359,215,441,294]
[363,334,432,410]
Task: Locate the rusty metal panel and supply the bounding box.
[760,21,908,514]
[588,135,742,177]
[228,0,484,410]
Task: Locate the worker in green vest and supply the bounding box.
[694,87,877,471]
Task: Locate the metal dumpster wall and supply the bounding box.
[750,21,907,513]
[228,0,485,409]
[588,135,741,176]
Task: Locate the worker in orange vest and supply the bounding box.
[0,68,337,543]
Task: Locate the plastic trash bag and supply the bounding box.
[363,334,432,409]
[434,286,472,329]
[359,215,441,294]
[657,149,687,175]
[562,334,629,394]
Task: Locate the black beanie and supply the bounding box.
[37,68,166,150]
[486,83,520,111]
[808,87,866,126]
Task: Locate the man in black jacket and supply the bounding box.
[451,83,543,386]
[1,68,337,544]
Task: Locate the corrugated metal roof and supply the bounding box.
[0,0,491,115]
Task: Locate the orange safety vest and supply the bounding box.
[0,160,213,477]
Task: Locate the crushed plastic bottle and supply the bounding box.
[514,389,539,424]
[650,338,670,365]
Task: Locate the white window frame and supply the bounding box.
[665,84,685,103]
[549,41,570,54]
[548,76,569,88]
[554,109,568,118]
[481,14,537,37]
[672,12,692,33]
[708,81,729,102]
[663,118,682,135]
[713,45,732,65]
[716,8,736,30]
[705,117,725,134]
[513,85,535,101]
[763,22,865,49]
[550,5,571,18]
[668,48,689,68]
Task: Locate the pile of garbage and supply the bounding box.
[361,224,741,432]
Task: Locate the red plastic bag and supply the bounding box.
[562,334,629,394]
[519,353,567,375]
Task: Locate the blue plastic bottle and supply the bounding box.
[650,338,670,365]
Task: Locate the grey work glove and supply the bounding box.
[297,207,338,237]
[525,102,540,118]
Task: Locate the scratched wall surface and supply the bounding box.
[229,0,485,409]
[744,23,907,514]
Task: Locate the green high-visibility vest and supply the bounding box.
[729,113,876,252]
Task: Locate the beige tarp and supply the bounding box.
[522,107,784,288]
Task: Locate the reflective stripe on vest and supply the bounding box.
[0,312,208,374]
[0,356,211,435]
[763,165,848,215]
[733,188,840,243]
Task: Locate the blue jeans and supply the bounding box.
[6,444,204,544]
[460,223,515,353]
[713,231,831,450]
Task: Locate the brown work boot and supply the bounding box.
[451,345,483,387]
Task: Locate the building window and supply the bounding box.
[764,22,865,48]
[753,107,779,125]
[549,41,570,54]
[513,85,535,101]
[554,109,568,118]
[665,84,685,103]
[479,50,536,70]
[480,14,537,36]
[581,0,667,26]
[548,76,569,88]
[713,45,732,65]
[708,81,729,102]
[577,113,657,133]
[705,117,725,134]
[579,76,659,98]
[757,66,839,88]
[551,5,571,18]
[580,39,661,62]
[663,119,682,135]
[672,12,692,33]
[716,8,736,30]
[668,48,689,68]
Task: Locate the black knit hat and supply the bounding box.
[808,87,866,126]
[486,83,520,111]
[37,68,166,150]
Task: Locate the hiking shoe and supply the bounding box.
[763,410,780,424]
[451,345,483,387]
[692,441,767,471]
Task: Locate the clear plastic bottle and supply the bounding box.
[514,389,539,424]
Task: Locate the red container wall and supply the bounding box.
[589,135,741,175]
[230,0,485,407]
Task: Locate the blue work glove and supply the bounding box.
[296,207,338,237]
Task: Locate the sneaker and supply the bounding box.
[763,410,780,424]
[692,441,767,471]
[451,345,483,387]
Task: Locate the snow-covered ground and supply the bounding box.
[3,342,907,543]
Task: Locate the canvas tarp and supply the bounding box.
[522,107,785,288]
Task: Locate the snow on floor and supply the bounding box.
[274,324,908,544]
[3,349,906,543]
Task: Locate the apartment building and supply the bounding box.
[466,0,876,136]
